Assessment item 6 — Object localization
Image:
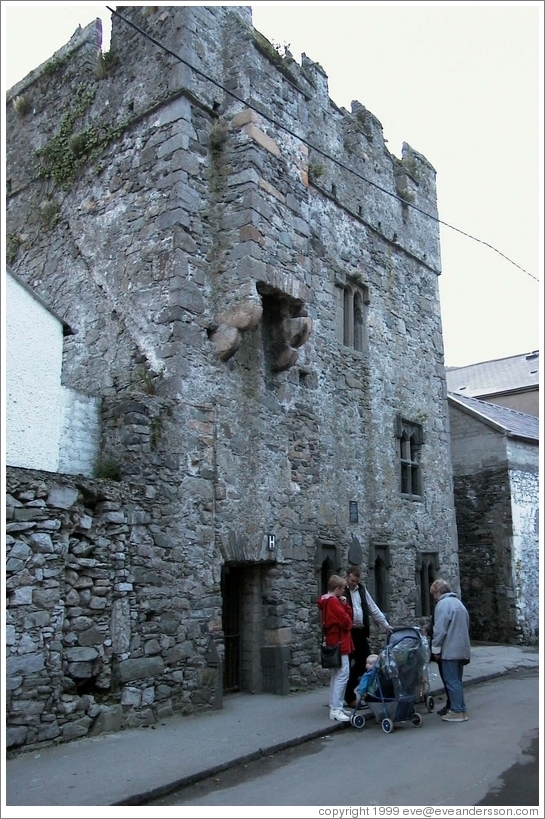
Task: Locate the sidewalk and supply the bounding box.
[3,643,539,809]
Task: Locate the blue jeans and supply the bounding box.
[440,659,466,713]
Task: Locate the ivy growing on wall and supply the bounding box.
[6,233,21,264]
[35,84,129,189]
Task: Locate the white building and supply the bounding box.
[5,267,73,471]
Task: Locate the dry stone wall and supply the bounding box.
[6,5,460,751]
[5,465,221,751]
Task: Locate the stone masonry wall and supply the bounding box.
[5,465,222,751]
[6,6,460,750]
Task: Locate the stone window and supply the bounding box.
[415,551,439,617]
[314,539,342,595]
[367,542,391,613]
[395,415,423,498]
[340,282,369,352]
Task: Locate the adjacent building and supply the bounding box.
[446,351,539,417]
[447,351,540,644]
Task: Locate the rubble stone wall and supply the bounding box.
[5,465,222,752]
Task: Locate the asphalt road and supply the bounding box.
[146,670,540,808]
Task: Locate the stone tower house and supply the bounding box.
[5,6,459,749]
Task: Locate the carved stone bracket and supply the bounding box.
[210,293,313,371]
[210,302,263,362]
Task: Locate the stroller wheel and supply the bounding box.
[382,718,393,734]
[351,713,366,729]
[426,695,434,713]
[412,713,423,727]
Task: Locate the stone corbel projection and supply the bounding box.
[271,315,313,372]
[210,290,313,372]
[210,302,263,362]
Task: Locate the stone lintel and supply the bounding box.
[263,627,292,646]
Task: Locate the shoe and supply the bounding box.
[442,711,468,722]
[437,706,449,716]
[345,701,357,709]
[329,708,350,722]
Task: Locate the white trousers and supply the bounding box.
[329,654,350,710]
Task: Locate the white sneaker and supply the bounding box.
[329,708,350,722]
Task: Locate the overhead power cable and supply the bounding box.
[105,6,538,283]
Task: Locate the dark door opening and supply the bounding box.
[222,565,243,694]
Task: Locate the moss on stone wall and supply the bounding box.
[35,84,128,189]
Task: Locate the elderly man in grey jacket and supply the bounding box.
[430,578,471,723]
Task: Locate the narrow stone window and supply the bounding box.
[315,540,342,595]
[343,287,353,347]
[340,282,369,352]
[353,290,363,352]
[415,552,439,617]
[367,542,391,613]
[395,415,424,498]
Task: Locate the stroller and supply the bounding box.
[349,626,434,734]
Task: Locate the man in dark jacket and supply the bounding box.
[430,578,471,722]
[343,566,393,707]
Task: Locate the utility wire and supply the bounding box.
[106,6,538,283]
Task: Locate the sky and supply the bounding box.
[1,0,543,368]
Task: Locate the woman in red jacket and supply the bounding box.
[318,574,354,722]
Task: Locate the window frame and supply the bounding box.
[367,542,392,614]
[395,415,424,500]
[415,551,439,617]
[337,281,369,353]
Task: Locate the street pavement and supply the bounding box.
[3,642,540,809]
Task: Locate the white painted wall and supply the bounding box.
[5,271,64,471]
[58,386,101,476]
[507,440,539,643]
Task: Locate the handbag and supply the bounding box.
[321,642,341,668]
[320,614,341,668]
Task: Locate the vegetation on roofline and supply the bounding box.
[397,187,415,204]
[43,54,69,76]
[251,28,300,87]
[13,95,31,117]
[95,50,120,80]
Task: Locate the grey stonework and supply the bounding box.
[6,6,460,751]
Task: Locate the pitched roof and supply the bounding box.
[7,266,75,336]
[448,393,539,442]
[446,351,539,398]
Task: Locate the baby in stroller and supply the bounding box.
[350,627,432,733]
[353,653,380,699]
